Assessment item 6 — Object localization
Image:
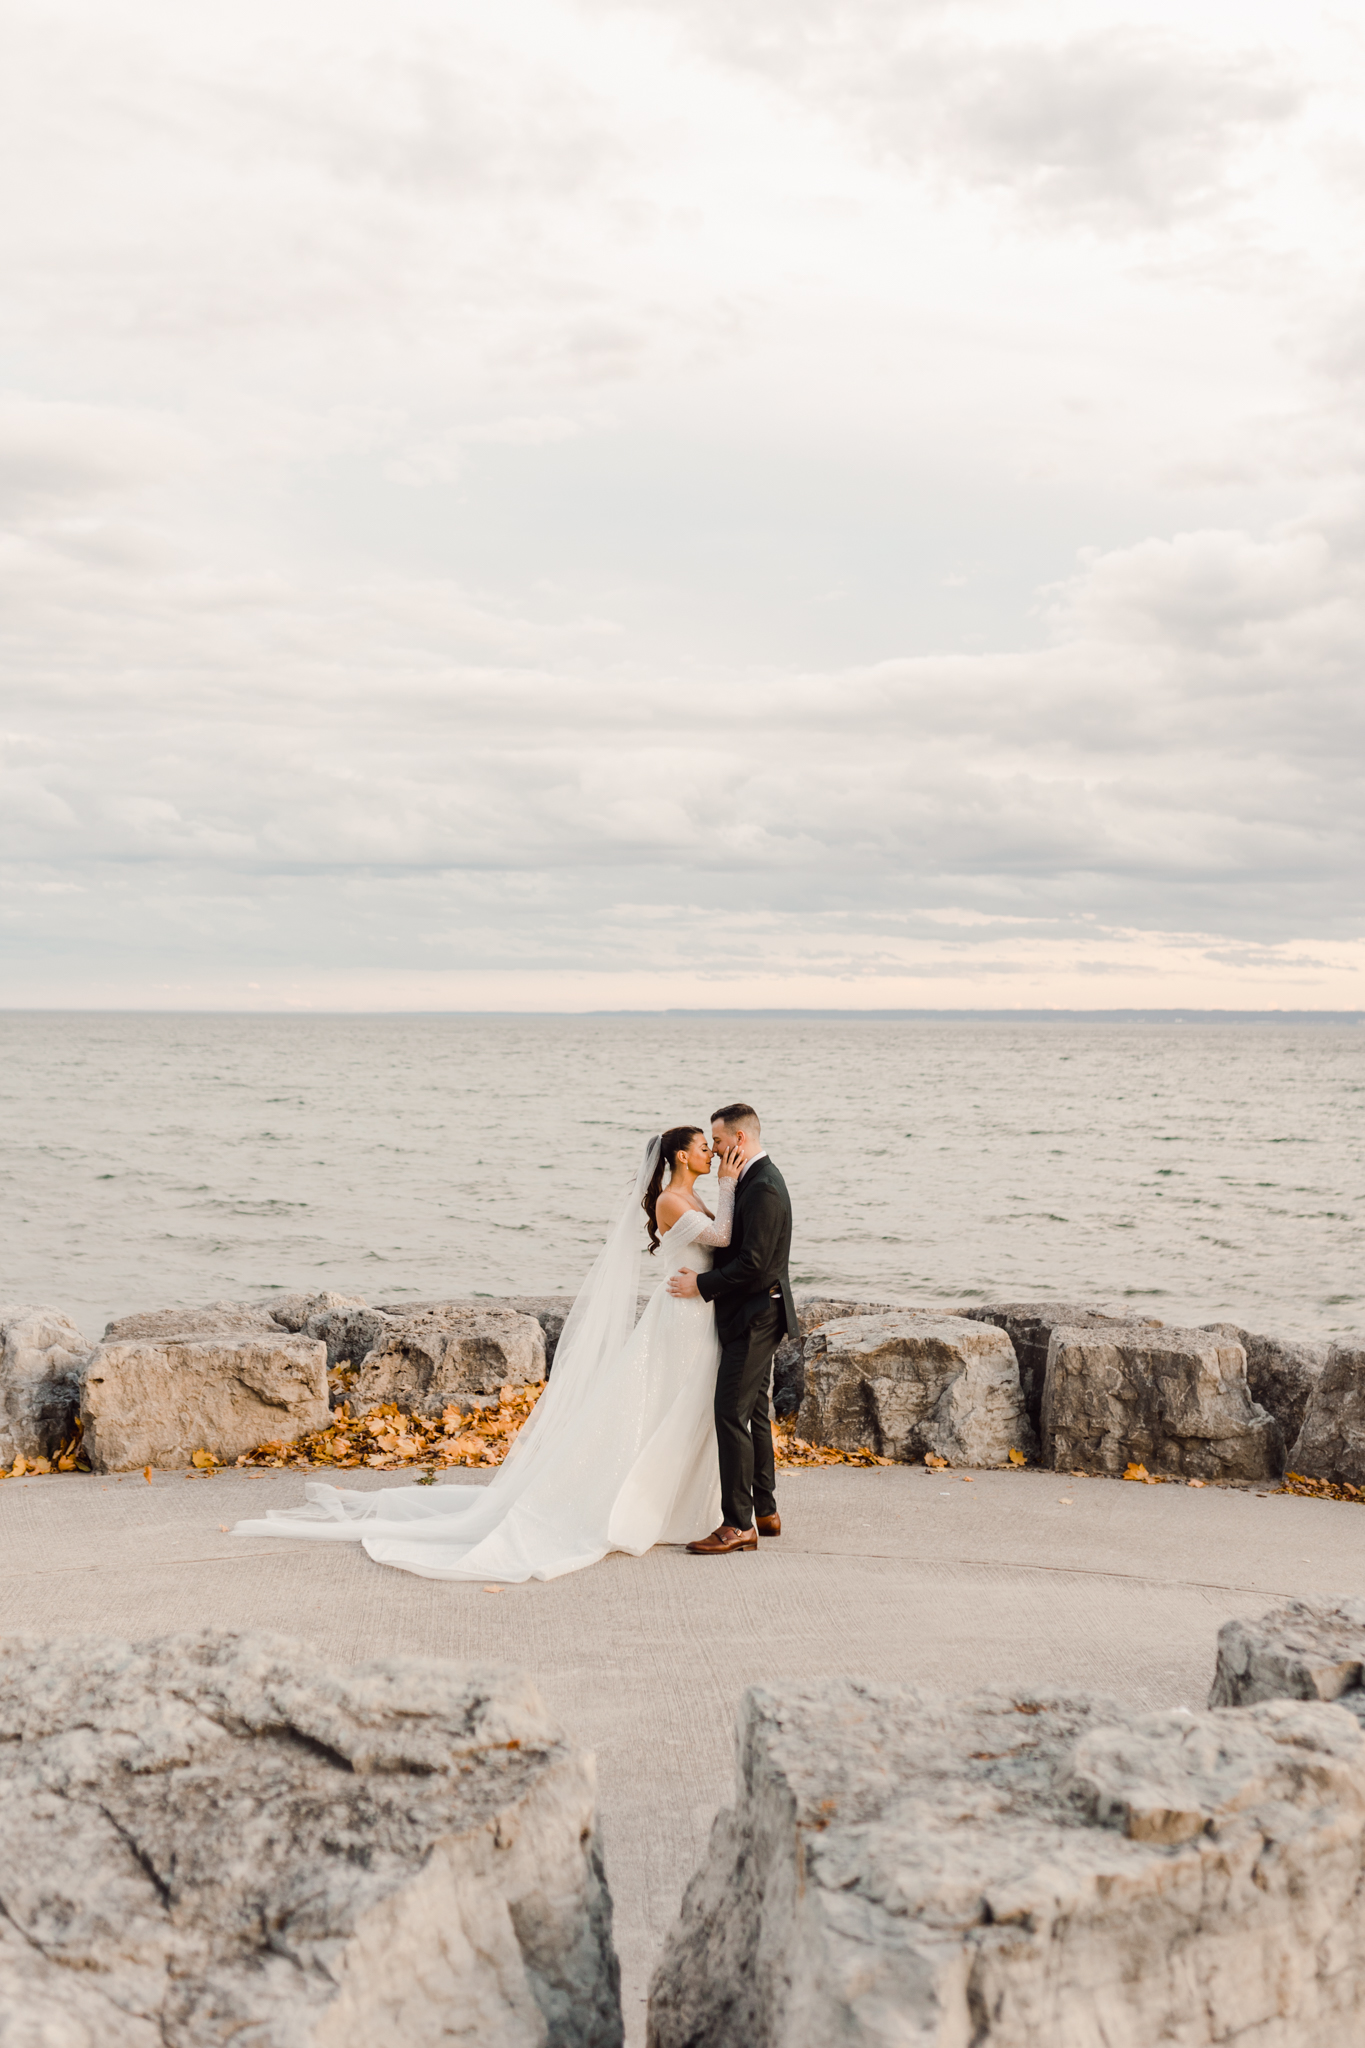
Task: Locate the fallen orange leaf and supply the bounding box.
[143,1465,153,1484]
[1123,1462,1149,1482]
[1007,1448,1026,1467]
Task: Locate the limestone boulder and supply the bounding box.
[1203,1322,1329,1448]
[262,1289,368,1334]
[1041,1321,1282,1480]
[1288,1340,1365,1486]
[103,1300,283,1343]
[772,1297,898,1419]
[351,1305,547,1417]
[1210,1598,1365,1721]
[0,1304,92,1465]
[959,1301,1133,1433]
[796,1312,1035,1465]
[81,1334,329,1470]
[0,1628,622,2048]
[649,1676,1365,2048]
[303,1303,395,1371]
[376,1296,649,1375]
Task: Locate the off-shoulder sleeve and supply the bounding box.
[692,1178,734,1248]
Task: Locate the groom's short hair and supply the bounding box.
[712,1102,760,1137]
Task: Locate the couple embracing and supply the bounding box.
[237,1104,796,1582]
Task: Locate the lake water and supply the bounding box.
[1,1013,1361,1346]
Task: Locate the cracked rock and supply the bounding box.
[1287,1340,1365,1487]
[1211,1598,1365,1724]
[1041,1321,1282,1479]
[0,1629,622,2048]
[796,1312,1035,1465]
[350,1304,547,1417]
[81,1332,330,1470]
[649,1677,1365,2048]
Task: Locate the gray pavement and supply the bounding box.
[4,1462,1365,2043]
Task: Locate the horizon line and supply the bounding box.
[1,1006,1362,1023]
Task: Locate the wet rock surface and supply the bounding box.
[649,1676,1365,2048]
[0,1628,622,2048]
[81,1334,330,1470]
[796,1312,1035,1465]
[1041,1321,1282,1480]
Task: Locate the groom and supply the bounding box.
[667,1102,797,1554]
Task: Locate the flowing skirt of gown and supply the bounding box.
[231,1217,723,1582]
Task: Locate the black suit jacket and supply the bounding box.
[695,1156,798,1347]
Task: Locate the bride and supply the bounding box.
[232,1127,741,1582]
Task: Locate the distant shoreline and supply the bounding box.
[1,1008,1361,1025]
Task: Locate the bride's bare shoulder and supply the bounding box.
[655,1187,691,1233]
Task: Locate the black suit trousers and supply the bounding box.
[715,1297,782,1529]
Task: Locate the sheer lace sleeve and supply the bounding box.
[692,1178,735,1248]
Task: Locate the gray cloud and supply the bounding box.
[0,0,1359,1007]
[629,4,1302,228]
[4,494,1363,992]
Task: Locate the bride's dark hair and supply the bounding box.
[643,1125,703,1253]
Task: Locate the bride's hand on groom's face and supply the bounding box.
[716,1140,743,1181]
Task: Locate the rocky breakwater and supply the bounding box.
[649,1675,1365,2047]
[72,1293,548,1471]
[796,1311,1037,1466]
[0,1627,622,2047]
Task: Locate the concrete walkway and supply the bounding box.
[4,1462,1365,2042]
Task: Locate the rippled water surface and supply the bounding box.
[1,1013,1361,1344]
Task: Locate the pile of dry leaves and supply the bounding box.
[235,1384,544,1474]
[233,1394,899,1475]
[771,1422,892,1468]
[1,1432,88,1479]
[1278,1470,1365,1504]
[234,1390,900,1475]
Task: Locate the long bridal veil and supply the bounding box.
[232,1134,719,1581]
[481,1133,662,1487]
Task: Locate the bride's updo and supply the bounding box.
[643,1125,703,1253]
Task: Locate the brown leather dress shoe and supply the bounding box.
[755,1512,781,1537]
[686,1523,757,1554]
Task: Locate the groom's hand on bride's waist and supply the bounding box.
[667,1270,701,1298]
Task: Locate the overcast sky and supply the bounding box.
[3,0,1363,1010]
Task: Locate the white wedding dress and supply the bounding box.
[232,1163,730,1583]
